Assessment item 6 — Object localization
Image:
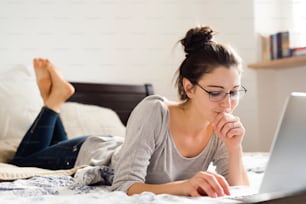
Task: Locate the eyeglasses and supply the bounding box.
[195,83,247,102]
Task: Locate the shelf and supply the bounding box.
[248,56,306,69]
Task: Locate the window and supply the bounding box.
[291,0,306,47]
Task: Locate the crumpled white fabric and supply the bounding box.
[74,165,114,186]
[74,135,123,168]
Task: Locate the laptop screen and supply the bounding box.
[259,92,306,193]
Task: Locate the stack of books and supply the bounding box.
[260,31,290,61]
[260,31,306,62]
[290,47,306,57]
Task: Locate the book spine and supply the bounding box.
[291,47,306,57]
[276,31,290,59]
[270,34,278,60]
[261,35,271,61]
[280,31,290,58]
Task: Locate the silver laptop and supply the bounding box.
[221,92,306,203]
[259,92,306,194]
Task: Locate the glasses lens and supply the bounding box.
[233,89,246,100]
[208,92,224,102]
[210,89,246,102]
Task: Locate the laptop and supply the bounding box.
[220,92,306,203]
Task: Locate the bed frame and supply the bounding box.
[68,82,154,126]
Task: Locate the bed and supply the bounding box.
[0,65,268,203]
[68,81,154,126]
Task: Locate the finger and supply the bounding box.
[200,173,225,197]
[212,112,224,126]
[189,189,201,197]
[193,172,219,197]
[215,114,238,133]
[214,174,230,195]
[223,121,241,137]
[227,121,244,136]
[212,112,228,129]
[197,180,218,198]
[227,127,245,139]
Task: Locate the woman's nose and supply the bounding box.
[219,94,232,111]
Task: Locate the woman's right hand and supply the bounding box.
[183,171,230,197]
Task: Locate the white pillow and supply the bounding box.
[0,65,43,139]
[60,102,126,138]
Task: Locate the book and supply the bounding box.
[270,33,278,60]
[290,47,306,57]
[276,31,290,58]
[260,34,271,61]
[260,31,291,61]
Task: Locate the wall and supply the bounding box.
[254,0,306,151]
[0,0,259,151]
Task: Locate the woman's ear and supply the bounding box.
[182,78,195,99]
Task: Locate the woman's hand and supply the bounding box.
[211,112,245,149]
[183,171,230,197]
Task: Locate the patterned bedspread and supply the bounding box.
[0,153,268,204]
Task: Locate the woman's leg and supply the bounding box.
[11,106,88,169]
[52,116,68,145]
[12,107,70,157]
[12,135,88,170]
[43,59,75,112]
[33,58,75,144]
[12,107,60,158]
[11,58,80,169]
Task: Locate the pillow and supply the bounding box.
[0,138,20,163]
[0,65,43,140]
[60,102,126,138]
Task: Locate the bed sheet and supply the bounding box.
[0,152,268,204]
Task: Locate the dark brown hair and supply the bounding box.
[175,26,242,100]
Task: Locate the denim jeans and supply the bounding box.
[11,107,88,170]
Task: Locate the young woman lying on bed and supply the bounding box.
[10,25,249,198]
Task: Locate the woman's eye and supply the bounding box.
[210,92,223,97]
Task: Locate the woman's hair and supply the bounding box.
[175,26,242,100]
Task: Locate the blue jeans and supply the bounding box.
[11,107,88,170]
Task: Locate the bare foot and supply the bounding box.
[33,58,51,103]
[43,60,75,112]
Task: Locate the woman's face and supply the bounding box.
[192,66,242,122]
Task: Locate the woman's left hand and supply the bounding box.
[211,112,245,149]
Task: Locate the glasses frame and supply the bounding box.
[195,82,247,102]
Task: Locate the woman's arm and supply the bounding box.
[227,145,249,185]
[212,112,249,186]
[128,181,187,196]
[111,96,167,192]
[128,171,230,197]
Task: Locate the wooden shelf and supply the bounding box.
[248,56,306,69]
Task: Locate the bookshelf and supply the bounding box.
[248,56,306,69]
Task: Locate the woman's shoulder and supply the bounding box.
[127,95,169,125]
[126,95,170,145]
[142,94,168,103]
[136,95,169,111]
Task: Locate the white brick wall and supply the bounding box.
[0,0,260,151]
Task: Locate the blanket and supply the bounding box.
[0,153,269,204]
[0,163,81,181]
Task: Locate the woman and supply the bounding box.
[11,26,249,197]
[110,26,249,197]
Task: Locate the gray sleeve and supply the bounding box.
[212,136,230,179]
[110,96,166,192]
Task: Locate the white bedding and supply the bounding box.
[0,153,268,204]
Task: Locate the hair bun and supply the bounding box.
[181,26,215,55]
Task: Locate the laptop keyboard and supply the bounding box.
[223,186,258,201]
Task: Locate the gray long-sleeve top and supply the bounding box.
[110,95,229,192]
